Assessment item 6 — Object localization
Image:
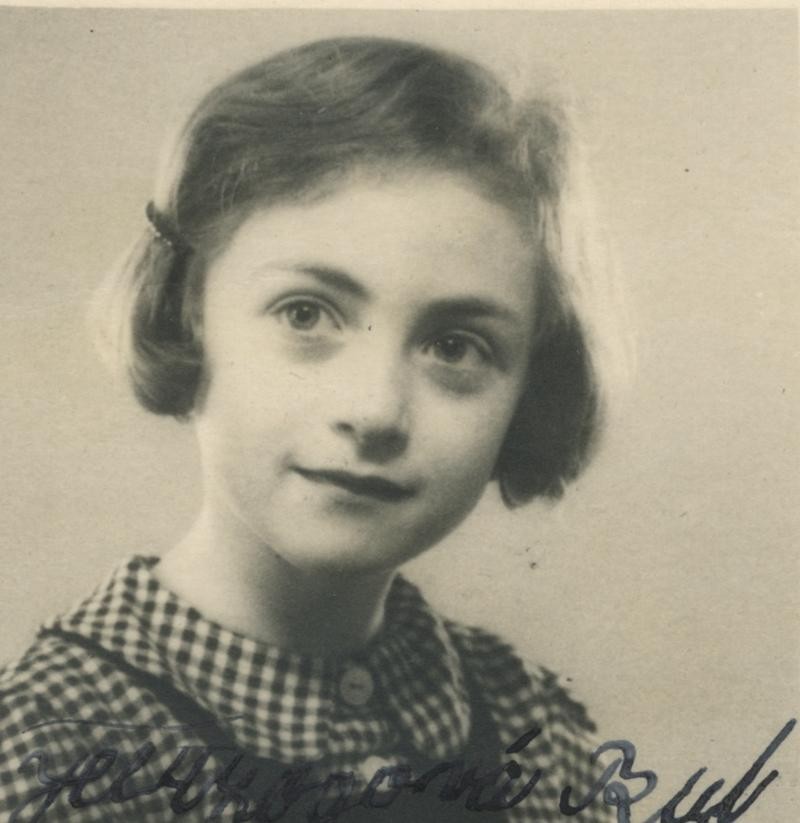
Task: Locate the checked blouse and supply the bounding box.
[0,556,614,822]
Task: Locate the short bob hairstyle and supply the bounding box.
[103,36,625,506]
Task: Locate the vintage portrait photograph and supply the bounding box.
[0,5,797,822]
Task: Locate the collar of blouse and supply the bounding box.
[47,555,472,763]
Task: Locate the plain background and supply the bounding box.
[1,7,797,819]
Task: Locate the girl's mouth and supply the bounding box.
[294,468,415,502]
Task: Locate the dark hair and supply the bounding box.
[104,36,624,505]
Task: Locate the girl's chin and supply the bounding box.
[272,544,409,576]
[259,528,424,576]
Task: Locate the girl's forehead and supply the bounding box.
[309,162,533,233]
[224,168,537,275]
[204,170,538,332]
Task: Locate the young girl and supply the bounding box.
[1,37,621,822]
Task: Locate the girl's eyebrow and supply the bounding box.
[421,297,524,327]
[254,261,525,327]
[254,262,369,300]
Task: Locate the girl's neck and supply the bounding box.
[155,508,395,658]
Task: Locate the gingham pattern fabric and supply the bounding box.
[0,556,616,822]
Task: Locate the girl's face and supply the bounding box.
[195,169,537,573]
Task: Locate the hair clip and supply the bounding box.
[145,201,188,253]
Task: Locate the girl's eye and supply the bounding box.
[285,301,321,330]
[433,334,471,363]
[274,298,339,333]
[425,333,491,368]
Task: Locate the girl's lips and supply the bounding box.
[294,467,416,502]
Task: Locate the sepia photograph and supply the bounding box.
[0,5,797,822]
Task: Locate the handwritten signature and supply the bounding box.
[11,719,795,822]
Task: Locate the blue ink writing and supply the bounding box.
[11,720,795,821]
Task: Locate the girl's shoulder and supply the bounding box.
[0,633,115,817]
[0,628,200,822]
[441,617,615,822]
[0,627,169,755]
[443,618,597,733]
[1,630,109,732]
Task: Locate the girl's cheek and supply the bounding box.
[419,394,515,466]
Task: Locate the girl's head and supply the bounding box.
[107,37,619,538]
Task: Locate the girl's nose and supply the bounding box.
[330,345,411,464]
